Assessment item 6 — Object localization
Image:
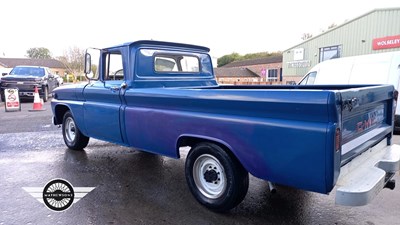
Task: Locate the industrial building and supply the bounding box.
[282,7,400,84]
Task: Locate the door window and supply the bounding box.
[105,53,124,80]
[299,71,317,85]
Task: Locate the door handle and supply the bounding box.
[121,82,127,89]
[110,86,120,92]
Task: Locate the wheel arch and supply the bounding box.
[54,104,71,125]
[176,135,245,170]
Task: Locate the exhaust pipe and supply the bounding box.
[268,181,276,193]
[385,179,395,190]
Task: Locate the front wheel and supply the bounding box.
[185,142,249,212]
[62,111,89,150]
[42,86,49,102]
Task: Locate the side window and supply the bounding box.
[154,55,199,73]
[105,53,124,80]
[299,72,317,85]
[306,72,317,84]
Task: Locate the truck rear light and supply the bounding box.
[335,128,341,152]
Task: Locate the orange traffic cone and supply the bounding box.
[29,86,46,112]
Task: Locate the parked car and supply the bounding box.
[54,74,64,85]
[0,68,12,89]
[0,66,58,102]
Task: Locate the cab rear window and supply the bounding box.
[154,55,199,73]
[136,49,213,78]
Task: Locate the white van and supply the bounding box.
[299,51,400,132]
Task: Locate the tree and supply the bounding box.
[217,51,282,67]
[217,52,241,67]
[301,33,313,41]
[58,46,85,81]
[26,47,52,59]
[242,51,282,60]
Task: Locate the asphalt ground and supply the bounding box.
[0,100,399,225]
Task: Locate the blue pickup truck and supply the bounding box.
[51,40,400,212]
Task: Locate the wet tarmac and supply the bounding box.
[0,101,399,225]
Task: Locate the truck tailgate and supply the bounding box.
[340,85,394,164]
[335,85,400,206]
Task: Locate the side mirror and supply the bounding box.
[85,48,100,81]
[84,53,92,75]
[2,73,8,76]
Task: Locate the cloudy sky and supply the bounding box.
[0,0,398,59]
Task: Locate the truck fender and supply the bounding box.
[54,104,71,125]
[53,104,89,137]
[176,134,247,171]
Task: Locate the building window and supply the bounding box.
[268,69,278,81]
[319,45,341,62]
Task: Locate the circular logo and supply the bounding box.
[42,179,75,211]
[7,94,16,101]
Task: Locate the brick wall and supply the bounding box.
[49,68,67,77]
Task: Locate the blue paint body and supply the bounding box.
[51,40,395,195]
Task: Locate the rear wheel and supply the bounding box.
[185,142,249,212]
[62,111,89,150]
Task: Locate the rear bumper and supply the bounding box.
[335,140,400,206]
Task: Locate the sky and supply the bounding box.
[0,0,399,60]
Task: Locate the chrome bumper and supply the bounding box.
[335,140,400,206]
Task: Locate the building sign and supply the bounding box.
[287,60,311,68]
[372,35,400,50]
[293,48,304,60]
[261,68,266,77]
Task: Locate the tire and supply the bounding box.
[42,86,49,102]
[62,111,89,150]
[185,142,249,212]
[394,115,400,135]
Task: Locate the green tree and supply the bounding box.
[217,51,282,67]
[242,52,281,59]
[217,52,241,67]
[26,47,52,59]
